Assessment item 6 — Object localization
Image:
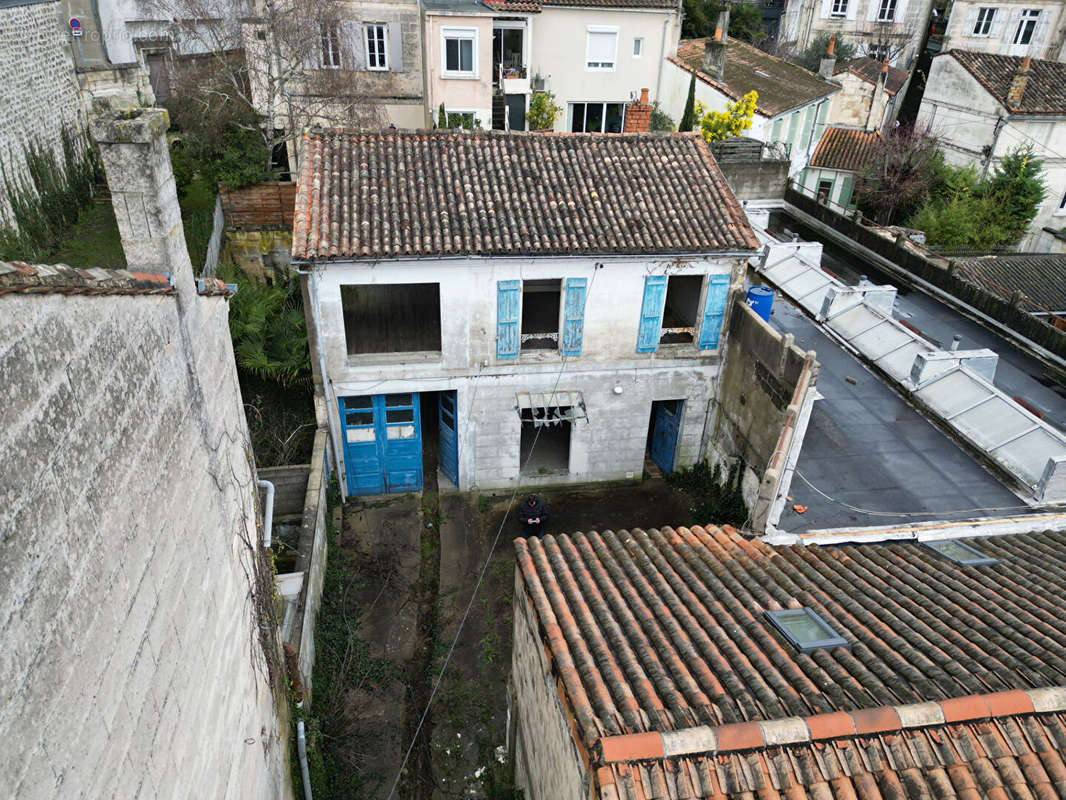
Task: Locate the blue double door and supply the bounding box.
[340,391,459,496]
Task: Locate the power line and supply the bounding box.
[384,262,603,800]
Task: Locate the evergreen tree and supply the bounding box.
[680,74,697,132]
[437,103,447,129]
[987,146,1046,243]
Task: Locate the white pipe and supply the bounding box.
[258,479,275,549]
[297,720,313,800]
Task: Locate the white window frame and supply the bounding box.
[1014,9,1039,45]
[830,0,848,18]
[972,7,996,36]
[364,23,389,71]
[444,108,479,129]
[633,37,644,57]
[585,26,619,71]
[569,101,626,133]
[441,26,478,78]
[321,23,342,69]
[876,0,896,21]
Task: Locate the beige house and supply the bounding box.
[828,56,909,129]
[938,0,1066,60]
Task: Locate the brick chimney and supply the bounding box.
[624,88,653,132]
[818,36,837,79]
[90,108,194,296]
[1006,56,1032,110]
[703,11,730,81]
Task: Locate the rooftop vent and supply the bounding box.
[764,608,850,653]
[922,539,999,566]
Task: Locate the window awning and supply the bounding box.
[515,390,588,427]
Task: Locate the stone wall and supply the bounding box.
[709,297,818,523]
[0,286,293,798]
[718,159,791,201]
[511,570,589,800]
[0,0,85,226]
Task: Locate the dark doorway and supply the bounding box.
[506,95,526,131]
[520,414,571,474]
[647,399,684,475]
[419,392,441,492]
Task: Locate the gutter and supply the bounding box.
[297,720,313,800]
[290,250,759,268]
[258,479,275,548]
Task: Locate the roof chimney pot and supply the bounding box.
[819,35,837,78]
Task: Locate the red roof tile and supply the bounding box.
[292,129,758,260]
[809,126,879,172]
[0,262,176,296]
[947,49,1066,115]
[514,526,1066,798]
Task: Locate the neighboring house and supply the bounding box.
[662,35,839,175]
[796,125,877,208]
[511,524,1066,799]
[1,108,293,798]
[917,49,1066,252]
[422,0,681,132]
[829,55,909,129]
[952,253,1066,315]
[779,0,934,69]
[938,0,1066,60]
[291,129,759,498]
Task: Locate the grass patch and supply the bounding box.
[48,197,126,269]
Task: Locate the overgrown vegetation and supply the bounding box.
[667,460,748,528]
[649,101,675,132]
[169,107,274,191]
[0,127,103,262]
[680,74,697,132]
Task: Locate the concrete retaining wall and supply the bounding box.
[719,160,790,202]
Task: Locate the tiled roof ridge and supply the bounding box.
[595,685,1066,764]
[303,126,701,139]
[0,261,176,297]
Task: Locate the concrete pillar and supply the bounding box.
[89,108,194,295]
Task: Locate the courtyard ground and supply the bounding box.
[310,477,696,799]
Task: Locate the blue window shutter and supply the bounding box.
[496,280,521,359]
[636,276,667,353]
[698,274,731,350]
[561,278,587,357]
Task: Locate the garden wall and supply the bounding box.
[785,185,1066,361]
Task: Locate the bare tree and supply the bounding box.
[143,0,382,175]
[853,122,939,224]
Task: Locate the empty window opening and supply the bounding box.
[922,539,999,566]
[342,283,441,355]
[765,608,850,653]
[817,178,833,204]
[660,275,703,344]
[520,408,571,473]
[521,279,561,351]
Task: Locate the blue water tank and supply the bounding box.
[746,285,774,322]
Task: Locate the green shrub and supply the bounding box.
[527,91,562,131]
[650,102,675,132]
[667,460,748,528]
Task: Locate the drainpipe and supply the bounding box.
[655,15,670,102]
[297,720,313,800]
[258,479,275,548]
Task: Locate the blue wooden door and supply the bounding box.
[340,395,386,496]
[650,400,683,475]
[438,390,459,487]
[340,393,423,496]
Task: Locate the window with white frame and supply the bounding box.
[321,23,342,68]
[876,0,896,21]
[1014,9,1039,45]
[365,23,388,70]
[972,7,996,36]
[586,27,618,70]
[570,102,625,133]
[442,27,476,76]
[830,0,848,18]
[633,37,644,56]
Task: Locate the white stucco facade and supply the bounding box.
[531,6,681,130]
[939,0,1066,61]
[797,165,857,209]
[659,59,833,175]
[917,52,1066,252]
[304,253,748,496]
[781,0,934,68]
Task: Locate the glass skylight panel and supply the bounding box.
[922,539,998,566]
[764,608,850,654]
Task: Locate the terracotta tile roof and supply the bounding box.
[0,262,176,296]
[541,0,677,8]
[952,254,1066,313]
[292,129,758,260]
[833,57,909,95]
[481,0,541,10]
[947,49,1066,115]
[809,126,879,172]
[670,39,838,118]
[514,525,1066,798]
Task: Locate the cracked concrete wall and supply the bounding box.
[0,290,293,799]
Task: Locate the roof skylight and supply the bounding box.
[922,538,999,566]
[764,608,850,654]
